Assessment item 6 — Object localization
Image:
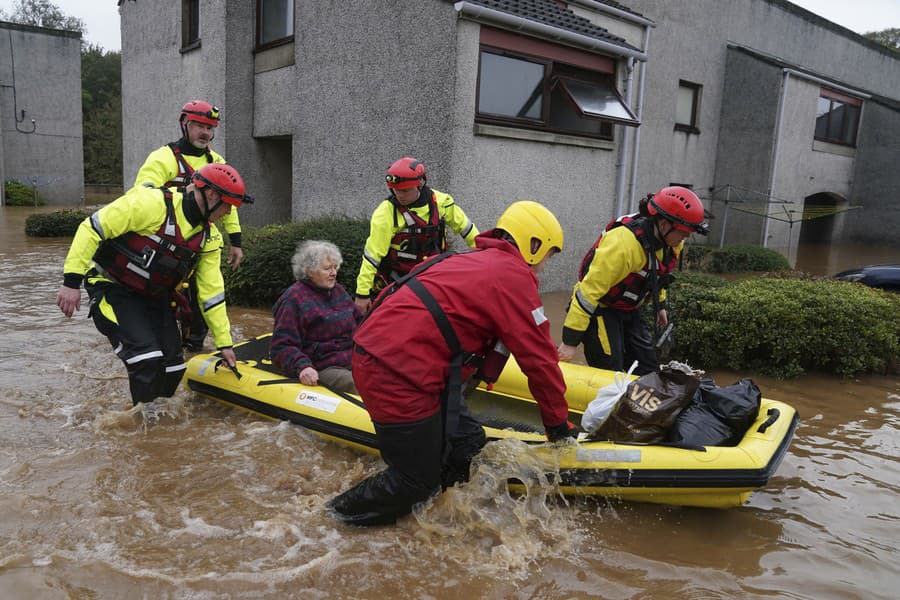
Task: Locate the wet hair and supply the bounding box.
[291,240,343,281]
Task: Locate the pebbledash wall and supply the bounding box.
[0,22,83,206]
[621,0,900,255]
[118,1,900,293]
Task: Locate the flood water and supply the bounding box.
[1,206,898,599]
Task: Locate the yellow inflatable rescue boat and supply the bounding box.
[185,334,798,508]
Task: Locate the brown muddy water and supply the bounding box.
[1,206,898,599]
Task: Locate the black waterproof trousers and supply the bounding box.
[180,274,209,351]
[584,307,658,375]
[328,398,487,526]
[86,282,185,405]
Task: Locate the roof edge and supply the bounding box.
[453,1,647,61]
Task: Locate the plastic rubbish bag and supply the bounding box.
[667,377,762,447]
[590,361,704,443]
[581,360,638,434]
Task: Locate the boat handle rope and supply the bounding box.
[214,359,242,380]
[757,408,780,433]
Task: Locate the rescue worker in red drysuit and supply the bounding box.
[558,186,708,375]
[354,156,479,312]
[134,100,243,351]
[56,164,253,406]
[329,200,578,526]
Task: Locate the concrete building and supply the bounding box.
[117,0,900,291]
[0,21,83,206]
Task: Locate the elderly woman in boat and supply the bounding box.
[270,240,363,393]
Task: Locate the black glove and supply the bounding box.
[545,420,579,442]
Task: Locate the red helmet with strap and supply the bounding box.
[647,186,708,234]
[180,100,220,127]
[385,157,426,190]
[192,164,252,207]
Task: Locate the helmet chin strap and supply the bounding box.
[199,187,225,221]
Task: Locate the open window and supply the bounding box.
[475,27,637,140]
[555,77,638,125]
[256,0,294,49]
[815,88,861,147]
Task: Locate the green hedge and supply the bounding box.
[24,209,91,237]
[681,244,790,273]
[668,274,900,377]
[223,216,369,307]
[4,179,43,206]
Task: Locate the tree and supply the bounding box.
[0,0,86,34]
[863,28,900,52]
[82,44,123,185]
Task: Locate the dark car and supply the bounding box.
[833,264,900,292]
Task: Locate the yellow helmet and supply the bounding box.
[495,200,564,265]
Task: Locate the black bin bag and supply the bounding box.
[667,377,762,447]
[591,362,703,443]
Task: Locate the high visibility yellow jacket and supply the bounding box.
[133,142,241,244]
[562,225,682,346]
[63,186,233,348]
[355,187,478,298]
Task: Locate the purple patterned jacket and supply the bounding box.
[270,279,363,377]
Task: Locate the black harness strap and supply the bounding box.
[406,277,466,439]
[362,249,483,443]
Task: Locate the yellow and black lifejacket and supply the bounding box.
[92,189,208,298]
[579,216,677,311]
[380,190,446,280]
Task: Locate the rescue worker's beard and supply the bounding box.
[190,135,210,150]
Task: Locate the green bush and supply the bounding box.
[224,216,370,307]
[681,244,712,270]
[669,276,900,377]
[4,179,43,206]
[24,209,91,237]
[706,244,790,273]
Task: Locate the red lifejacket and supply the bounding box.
[380,189,446,280]
[163,142,214,187]
[92,189,208,298]
[578,215,677,311]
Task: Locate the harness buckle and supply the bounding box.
[140,247,157,269]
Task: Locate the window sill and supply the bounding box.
[473,123,615,150]
[179,40,201,54]
[674,124,700,135]
[812,139,856,157]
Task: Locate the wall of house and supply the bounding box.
[0,23,83,206]
[712,48,780,247]
[769,75,856,261]
[622,0,900,245]
[844,99,900,246]
[713,48,862,261]
[279,1,462,226]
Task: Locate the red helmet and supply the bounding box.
[180,100,220,127]
[192,164,252,207]
[647,186,708,234]
[385,157,426,190]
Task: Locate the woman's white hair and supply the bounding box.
[291,240,343,281]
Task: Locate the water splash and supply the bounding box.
[411,438,576,578]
